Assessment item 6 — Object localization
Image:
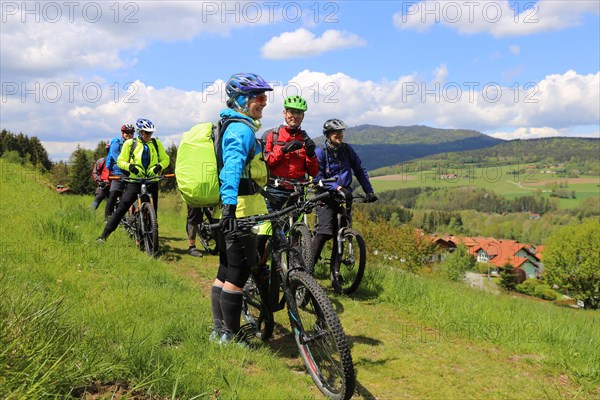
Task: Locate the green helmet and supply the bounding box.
[284,95,308,112]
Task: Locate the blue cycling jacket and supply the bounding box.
[219,108,261,206]
[314,141,374,194]
[106,137,125,176]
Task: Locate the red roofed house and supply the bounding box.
[432,235,542,279]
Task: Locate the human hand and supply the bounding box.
[304,138,316,157]
[153,164,162,174]
[129,164,140,174]
[366,192,378,203]
[282,140,303,153]
[219,204,237,235]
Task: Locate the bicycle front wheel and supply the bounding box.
[332,228,366,295]
[287,271,355,400]
[288,223,314,274]
[139,202,159,257]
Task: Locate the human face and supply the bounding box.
[283,108,304,128]
[247,92,267,120]
[122,130,134,140]
[328,130,344,146]
[140,130,153,143]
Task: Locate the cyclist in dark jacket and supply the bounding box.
[312,118,378,267]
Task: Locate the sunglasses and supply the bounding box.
[286,109,304,116]
[249,93,268,103]
[122,131,134,135]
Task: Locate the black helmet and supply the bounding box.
[322,118,347,136]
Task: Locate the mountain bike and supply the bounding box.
[206,192,355,400]
[313,192,367,295]
[111,174,175,257]
[194,207,218,255]
[269,177,336,270]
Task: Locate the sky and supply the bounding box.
[1,0,599,161]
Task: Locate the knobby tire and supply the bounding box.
[242,274,275,341]
[332,228,366,295]
[287,271,355,400]
[139,202,159,257]
[289,223,314,274]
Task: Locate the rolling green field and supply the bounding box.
[370,165,600,209]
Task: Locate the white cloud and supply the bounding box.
[393,0,600,37]
[488,127,600,140]
[261,28,367,59]
[509,45,520,55]
[0,1,269,79]
[2,69,598,161]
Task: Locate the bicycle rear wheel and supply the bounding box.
[287,271,355,400]
[139,202,159,257]
[242,274,274,341]
[288,223,314,274]
[198,208,218,255]
[332,228,366,295]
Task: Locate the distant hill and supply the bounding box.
[315,124,503,170]
[371,137,600,176]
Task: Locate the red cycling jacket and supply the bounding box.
[92,157,110,184]
[263,125,318,181]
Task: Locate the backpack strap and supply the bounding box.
[129,137,160,164]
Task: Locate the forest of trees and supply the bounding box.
[1,129,177,195]
[0,129,53,171]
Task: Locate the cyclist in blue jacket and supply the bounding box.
[210,72,272,345]
[104,124,134,220]
[312,118,378,268]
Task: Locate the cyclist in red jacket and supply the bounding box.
[90,144,111,210]
[262,95,318,212]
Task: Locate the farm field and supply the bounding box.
[370,165,600,209]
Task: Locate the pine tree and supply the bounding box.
[68,145,94,194]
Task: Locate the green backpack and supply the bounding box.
[175,118,253,207]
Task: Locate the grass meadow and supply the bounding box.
[1,159,599,399]
[370,165,600,209]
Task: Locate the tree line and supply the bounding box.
[0,129,178,195]
[0,129,53,171]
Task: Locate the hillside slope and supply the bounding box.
[2,159,599,399]
[314,124,503,170]
[372,137,600,176]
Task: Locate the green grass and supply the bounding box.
[2,159,600,399]
[370,166,600,209]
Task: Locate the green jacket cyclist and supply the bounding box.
[97,118,170,243]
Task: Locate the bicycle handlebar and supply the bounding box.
[108,173,175,182]
[206,191,331,231]
[272,177,337,189]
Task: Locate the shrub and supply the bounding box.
[533,284,559,301]
[515,278,540,296]
[498,264,518,291]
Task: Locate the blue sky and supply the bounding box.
[1,0,599,161]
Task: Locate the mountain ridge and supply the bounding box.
[313,124,503,170]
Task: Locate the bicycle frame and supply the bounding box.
[109,173,174,256]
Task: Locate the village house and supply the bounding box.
[430,235,543,279]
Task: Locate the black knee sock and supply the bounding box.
[211,285,224,329]
[220,289,243,334]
